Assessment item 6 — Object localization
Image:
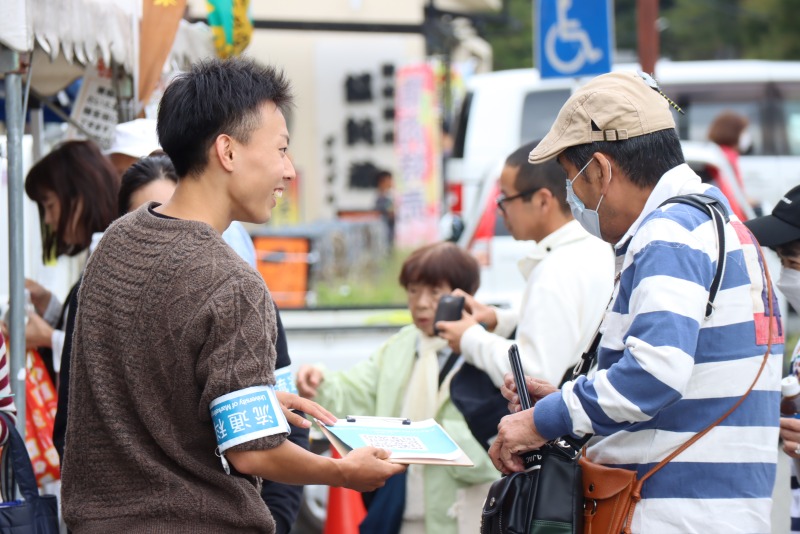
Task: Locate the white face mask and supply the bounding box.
[738,129,753,154]
[777,267,800,312]
[565,159,610,241]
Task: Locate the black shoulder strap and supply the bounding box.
[438,351,461,387]
[570,330,603,382]
[657,193,728,319]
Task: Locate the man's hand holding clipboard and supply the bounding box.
[488,345,559,475]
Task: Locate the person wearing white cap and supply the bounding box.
[491,71,783,533]
[105,118,161,176]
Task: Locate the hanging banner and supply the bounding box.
[25,350,59,486]
[394,64,442,249]
[140,0,188,107]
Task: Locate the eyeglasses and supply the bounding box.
[496,187,541,215]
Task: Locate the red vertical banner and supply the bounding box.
[25,350,60,486]
[394,64,443,249]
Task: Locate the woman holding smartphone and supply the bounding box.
[296,242,498,534]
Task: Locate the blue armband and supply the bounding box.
[210,385,290,464]
[274,366,299,395]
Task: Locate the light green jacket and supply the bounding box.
[315,325,499,534]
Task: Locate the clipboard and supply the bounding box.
[316,416,474,467]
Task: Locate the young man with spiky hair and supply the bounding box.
[62,58,403,534]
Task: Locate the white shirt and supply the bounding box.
[221,221,257,268]
[459,219,615,387]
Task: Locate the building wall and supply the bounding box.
[187,1,429,222]
[184,1,494,223]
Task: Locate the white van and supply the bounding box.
[447,60,800,218]
[446,60,800,306]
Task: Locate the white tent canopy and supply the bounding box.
[0,0,138,72]
[1,0,213,437]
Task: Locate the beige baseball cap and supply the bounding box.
[529,71,676,164]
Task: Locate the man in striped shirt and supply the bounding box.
[489,71,783,533]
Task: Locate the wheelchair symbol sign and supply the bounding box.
[537,0,613,79]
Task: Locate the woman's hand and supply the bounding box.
[25,312,54,349]
[296,365,324,399]
[275,391,336,428]
[500,372,559,413]
[25,279,52,316]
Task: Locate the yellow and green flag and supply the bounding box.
[207,0,253,58]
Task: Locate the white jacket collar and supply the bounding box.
[615,163,705,251]
[519,219,594,278]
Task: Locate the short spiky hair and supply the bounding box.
[505,141,568,212]
[157,57,293,178]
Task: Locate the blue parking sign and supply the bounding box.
[536,0,613,79]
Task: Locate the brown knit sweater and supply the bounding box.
[62,204,286,533]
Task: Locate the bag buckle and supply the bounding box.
[584,498,597,516]
[553,438,582,460]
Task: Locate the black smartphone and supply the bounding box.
[433,295,465,335]
[508,344,533,411]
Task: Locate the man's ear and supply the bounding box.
[591,152,614,194]
[214,134,235,172]
[537,187,554,211]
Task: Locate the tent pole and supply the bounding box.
[1,45,27,435]
[29,107,44,163]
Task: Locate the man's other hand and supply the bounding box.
[488,409,547,475]
[451,289,498,331]
[780,417,800,458]
[435,310,478,353]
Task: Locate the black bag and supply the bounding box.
[481,440,584,534]
[0,412,59,533]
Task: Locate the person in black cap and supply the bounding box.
[744,184,800,534]
[745,185,800,315]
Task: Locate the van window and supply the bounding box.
[663,82,766,153]
[777,84,800,156]
[520,90,571,144]
[783,101,800,156]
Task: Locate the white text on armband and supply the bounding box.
[209,386,290,453]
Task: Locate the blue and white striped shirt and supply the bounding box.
[534,164,783,533]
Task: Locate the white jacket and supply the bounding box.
[460,219,615,387]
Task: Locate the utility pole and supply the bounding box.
[637,0,659,75]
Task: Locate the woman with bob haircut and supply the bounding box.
[296,241,498,534]
[20,140,120,378]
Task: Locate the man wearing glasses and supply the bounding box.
[437,141,614,389]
